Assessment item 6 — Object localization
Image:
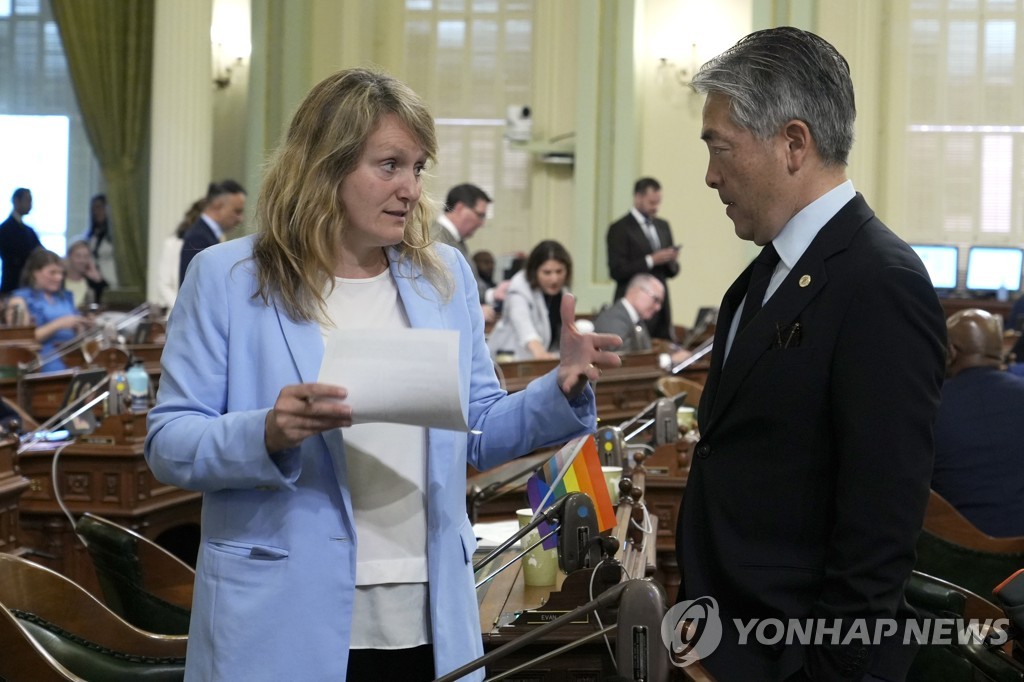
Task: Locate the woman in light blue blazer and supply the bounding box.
[145,69,621,682]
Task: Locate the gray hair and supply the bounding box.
[691,27,855,166]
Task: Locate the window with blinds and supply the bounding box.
[403,0,534,263]
[904,0,1024,243]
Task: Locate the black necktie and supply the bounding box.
[737,242,780,332]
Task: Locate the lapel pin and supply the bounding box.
[799,275,811,288]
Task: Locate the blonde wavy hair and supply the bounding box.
[252,68,451,323]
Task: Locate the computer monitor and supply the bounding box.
[910,244,959,291]
[965,246,1024,293]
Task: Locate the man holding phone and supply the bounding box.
[607,177,681,340]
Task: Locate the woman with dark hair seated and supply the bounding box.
[487,239,573,360]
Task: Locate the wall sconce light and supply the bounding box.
[210,1,251,89]
[657,42,699,90]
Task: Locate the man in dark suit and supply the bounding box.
[606,177,680,341]
[179,180,246,287]
[593,273,690,367]
[0,188,41,294]
[933,308,1024,537]
[676,28,946,681]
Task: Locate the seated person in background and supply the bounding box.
[472,250,497,290]
[64,239,107,307]
[1007,295,1024,332]
[487,240,572,361]
[4,248,90,372]
[593,273,691,370]
[472,250,502,315]
[933,308,1024,537]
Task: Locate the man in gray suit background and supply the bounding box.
[593,273,691,368]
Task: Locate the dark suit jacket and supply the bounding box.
[932,366,1024,537]
[606,213,678,340]
[592,300,652,353]
[0,215,41,294]
[677,195,946,681]
[179,219,219,288]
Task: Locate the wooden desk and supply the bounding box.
[471,434,694,606]
[0,436,29,556]
[468,451,551,523]
[0,325,35,343]
[0,343,37,403]
[476,556,627,680]
[499,351,665,425]
[17,367,78,421]
[14,412,200,595]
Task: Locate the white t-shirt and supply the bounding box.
[321,269,431,649]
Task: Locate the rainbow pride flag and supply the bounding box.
[525,434,616,549]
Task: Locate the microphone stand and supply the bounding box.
[621,393,687,444]
[16,377,109,454]
[434,580,629,682]
[671,338,713,375]
[20,302,154,374]
[468,454,550,524]
[473,495,569,587]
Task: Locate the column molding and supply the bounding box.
[146,0,214,303]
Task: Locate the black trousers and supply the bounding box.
[346,645,435,682]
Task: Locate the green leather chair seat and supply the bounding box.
[14,609,185,682]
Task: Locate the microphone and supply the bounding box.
[653,397,679,446]
[473,494,572,581]
[596,425,625,467]
[17,377,109,454]
[671,338,713,374]
[622,393,687,444]
[616,579,670,682]
[558,493,602,573]
[20,302,155,373]
[432,578,670,682]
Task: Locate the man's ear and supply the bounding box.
[782,119,813,173]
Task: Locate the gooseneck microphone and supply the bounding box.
[432,578,670,682]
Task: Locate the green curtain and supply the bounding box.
[51,0,154,296]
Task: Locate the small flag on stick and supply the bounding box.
[525,434,616,549]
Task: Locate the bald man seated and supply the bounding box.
[593,273,691,370]
[932,308,1024,537]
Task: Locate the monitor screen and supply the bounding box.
[965,246,1024,292]
[910,244,959,290]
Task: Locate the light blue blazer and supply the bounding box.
[144,236,596,681]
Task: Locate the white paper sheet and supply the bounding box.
[473,519,523,549]
[318,328,468,431]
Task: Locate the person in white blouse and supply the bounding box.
[144,68,622,682]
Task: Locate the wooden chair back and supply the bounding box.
[0,553,186,681]
[655,375,704,408]
[75,513,194,635]
[916,490,1024,600]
